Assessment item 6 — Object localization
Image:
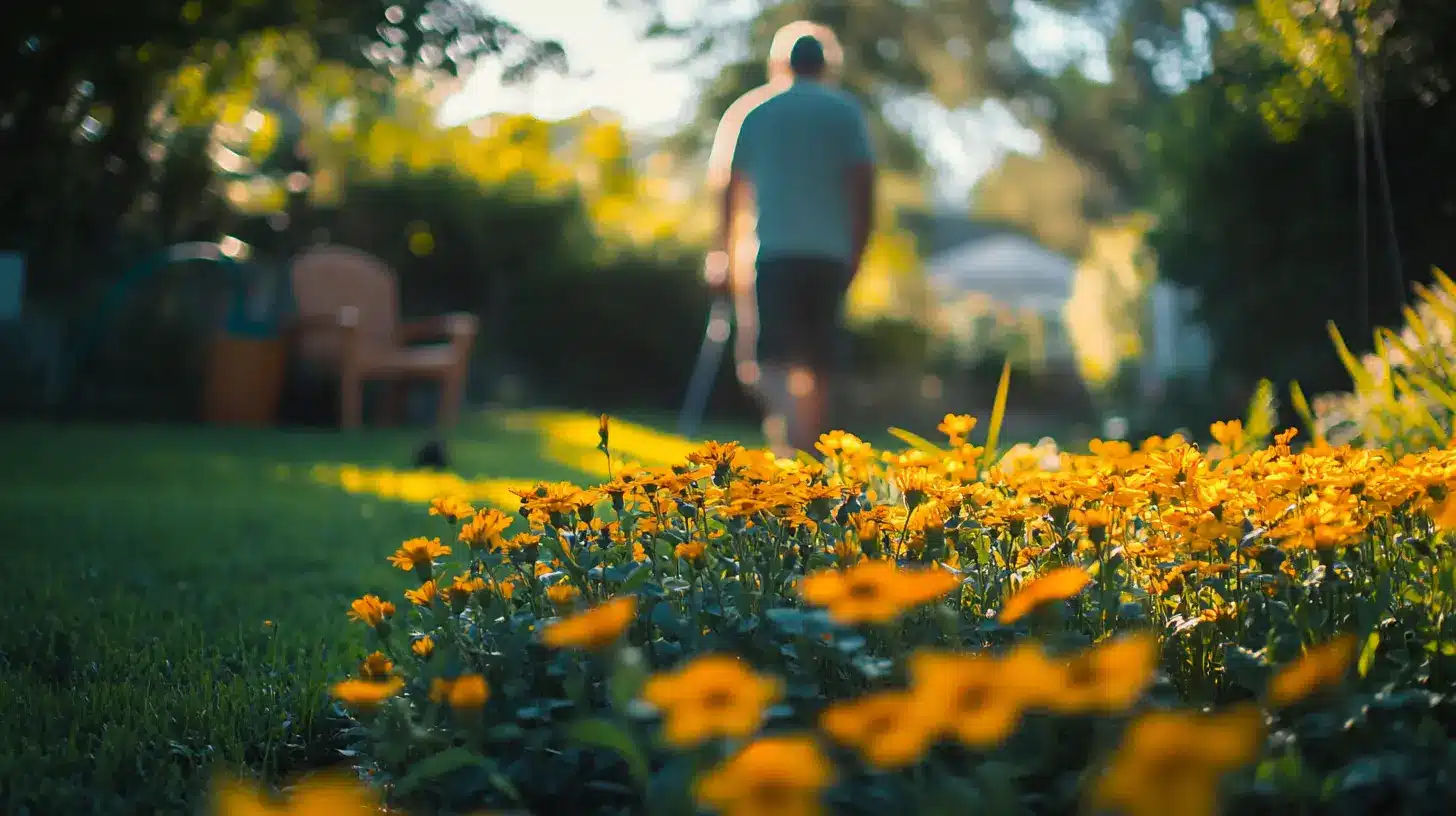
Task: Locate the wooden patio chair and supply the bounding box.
[288,245,478,430]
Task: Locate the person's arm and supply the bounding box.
[705,99,753,293]
[845,105,876,278]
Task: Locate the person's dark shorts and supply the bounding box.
[754,254,853,370]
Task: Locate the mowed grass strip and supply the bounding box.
[0,417,598,814]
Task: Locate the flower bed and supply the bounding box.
[219,414,1456,815]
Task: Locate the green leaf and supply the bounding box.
[620,563,652,593]
[609,646,649,713]
[983,358,1012,469]
[887,426,946,456]
[391,747,493,799]
[567,718,649,789]
[1243,378,1277,448]
[1358,630,1381,679]
[1288,380,1321,445]
[1328,320,1375,392]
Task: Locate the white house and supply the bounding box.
[910,212,1212,394]
[915,216,1078,364]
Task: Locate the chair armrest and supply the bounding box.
[288,308,362,365]
[398,312,479,345]
[289,308,360,335]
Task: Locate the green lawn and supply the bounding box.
[0,411,764,815]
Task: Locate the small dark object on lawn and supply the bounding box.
[413,439,449,471]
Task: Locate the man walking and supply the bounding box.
[704,21,876,458]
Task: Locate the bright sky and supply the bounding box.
[438,1,1192,203]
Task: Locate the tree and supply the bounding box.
[621,0,1246,211]
[1147,0,1456,397]
[2,0,563,301]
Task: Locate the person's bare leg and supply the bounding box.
[787,365,826,454]
[758,362,796,459]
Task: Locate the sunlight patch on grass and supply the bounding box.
[500,409,699,477]
[308,411,702,506]
[311,463,538,508]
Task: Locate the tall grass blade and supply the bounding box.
[1288,381,1323,446]
[983,359,1012,469]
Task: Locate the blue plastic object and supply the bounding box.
[64,242,291,405]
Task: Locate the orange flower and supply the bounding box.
[1268,634,1358,707]
[404,580,439,607]
[330,676,405,709]
[800,560,955,626]
[998,566,1093,624]
[429,674,490,709]
[459,508,513,549]
[541,596,638,650]
[1041,633,1159,715]
[819,690,937,769]
[347,595,396,628]
[430,496,476,523]
[643,654,784,747]
[359,651,393,680]
[695,734,834,816]
[546,583,581,607]
[388,537,451,578]
[211,771,380,815]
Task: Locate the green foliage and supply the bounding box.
[323,412,1456,815]
[1313,269,1456,454]
[1148,0,1456,408]
[3,0,563,304]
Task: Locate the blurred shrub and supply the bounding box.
[1311,268,1456,455]
[847,317,930,376]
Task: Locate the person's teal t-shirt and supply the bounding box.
[732,80,874,265]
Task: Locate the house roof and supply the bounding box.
[899,210,1054,260]
[909,211,1077,314]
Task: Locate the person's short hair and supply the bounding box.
[767,21,843,81]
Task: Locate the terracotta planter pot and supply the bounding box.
[202,331,286,426]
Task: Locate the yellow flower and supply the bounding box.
[448,574,489,604]
[643,654,784,748]
[388,536,451,576]
[211,771,380,815]
[404,580,439,607]
[359,651,393,680]
[1088,705,1263,816]
[1268,634,1358,707]
[1209,419,1245,452]
[429,674,491,709]
[546,583,581,607]
[819,690,936,769]
[688,440,743,469]
[675,538,708,563]
[330,676,405,709]
[1041,633,1159,715]
[346,594,396,628]
[541,596,638,650]
[937,413,977,445]
[459,508,513,550]
[430,495,475,523]
[908,650,1025,748]
[1431,494,1456,532]
[694,734,834,816]
[800,560,953,626]
[411,636,435,659]
[998,566,1093,624]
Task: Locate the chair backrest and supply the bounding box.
[290,245,399,364]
